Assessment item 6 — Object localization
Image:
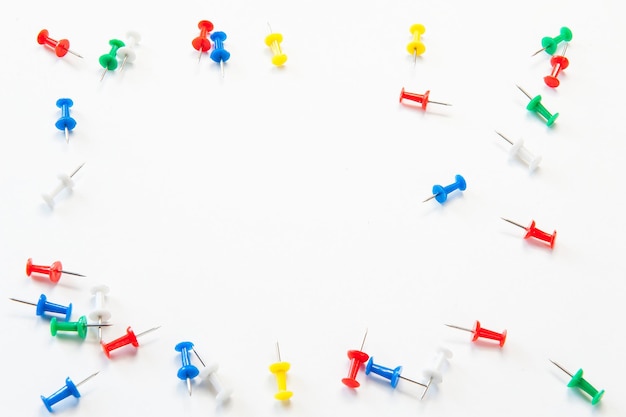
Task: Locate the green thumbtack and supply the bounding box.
[50,315,112,339]
[550,359,605,405]
[516,85,559,127]
[99,39,125,81]
[532,27,573,56]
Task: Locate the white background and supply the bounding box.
[1,0,625,416]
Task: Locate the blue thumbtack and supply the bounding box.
[423,174,466,203]
[365,357,427,389]
[40,372,99,412]
[55,98,76,143]
[209,31,230,77]
[10,294,72,321]
[176,341,200,396]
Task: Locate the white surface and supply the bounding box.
[1,0,625,416]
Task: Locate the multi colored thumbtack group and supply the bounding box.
[22,17,606,414]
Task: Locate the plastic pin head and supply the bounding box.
[265,24,287,67]
[342,329,369,388]
[40,372,98,412]
[501,217,557,248]
[445,320,507,347]
[550,360,605,405]
[423,174,466,204]
[10,294,72,321]
[406,24,426,65]
[269,342,292,400]
[37,29,83,58]
[175,341,200,396]
[26,258,85,283]
[192,20,214,62]
[532,26,573,56]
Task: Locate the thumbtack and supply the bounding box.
[194,349,234,405]
[516,85,559,127]
[116,31,141,72]
[501,217,557,248]
[269,341,292,401]
[265,23,287,66]
[365,357,428,389]
[175,341,200,396]
[37,29,83,58]
[9,294,72,321]
[445,320,507,347]
[399,88,451,111]
[192,20,214,63]
[423,174,466,204]
[495,131,542,172]
[532,26,572,56]
[99,39,125,81]
[88,285,111,342]
[50,315,113,339]
[40,372,99,413]
[544,43,569,88]
[210,31,230,77]
[55,98,76,143]
[550,360,605,405]
[42,163,85,209]
[26,258,85,283]
[342,329,369,388]
[101,325,161,358]
[406,24,426,65]
[420,347,452,400]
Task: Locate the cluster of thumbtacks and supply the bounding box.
[27,20,600,413]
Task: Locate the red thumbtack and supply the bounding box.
[37,29,83,58]
[101,326,160,358]
[544,44,569,88]
[399,87,451,111]
[192,20,214,63]
[26,258,85,283]
[341,330,369,388]
[446,320,507,347]
[501,218,557,248]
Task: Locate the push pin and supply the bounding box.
[342,329,369,388]
[399,88,451,111]
[55,98,76,143]
[365,357,428,390]
[194,349,234,405]
[9,294,72,321]
[495,131,542,172]
[50,315,112,339]
[532,26,573,56]
[269,341,292,401]
[116,31,141,72]
[406,24,426,65]
[265,23,287,66]
[88,285,111,342]
[423,174,466,204]
[101,325,161,358]
[501,217,557,248]
[445,320,507,347]
[175,341,200,396]
[26,258,85,283]
[544,43,569,88]
[40,372,99,413]
[42,163,85,209]
[99,38,125,81]
[550,360,605,405]
[192,20,214,63]
[516,85,559,127]
[37,29,83,58]
[210,31,230,77]
[420,347,452,400]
